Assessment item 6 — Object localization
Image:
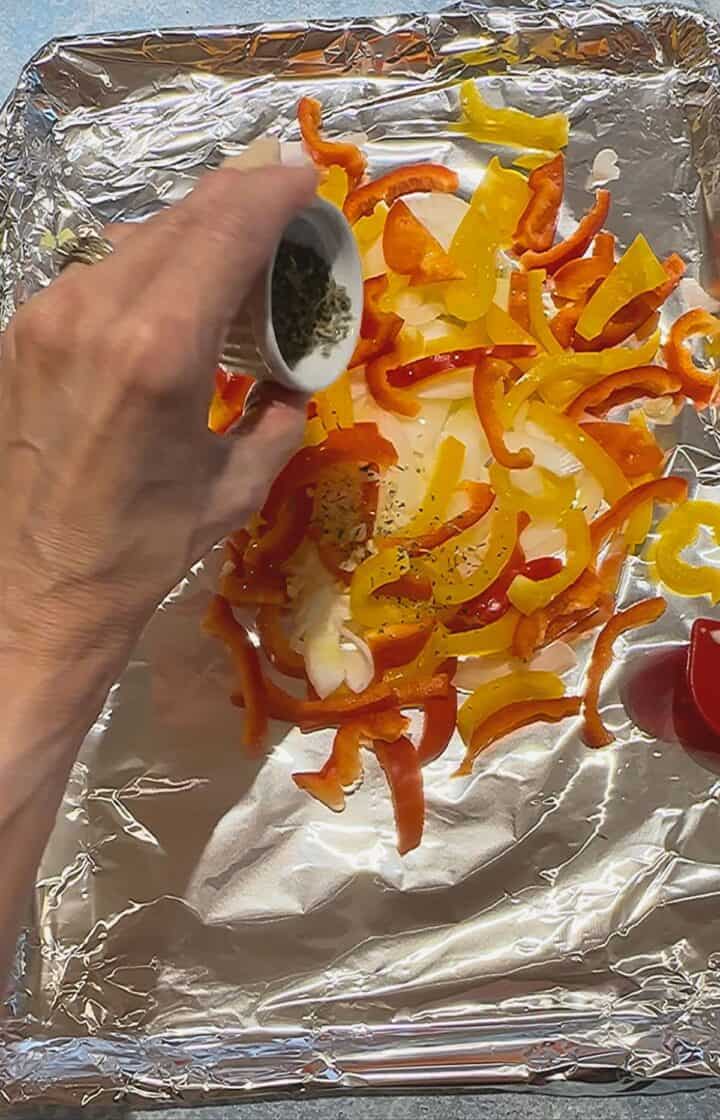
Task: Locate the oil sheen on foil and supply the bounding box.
[2,1,720,1107]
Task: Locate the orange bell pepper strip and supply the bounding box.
[350,275,403,368]
[204,596,268,751]
[372,735,425,854]
[245,486,313,574]
[549,303,583,348]
[512,568,607,660]
[473,358,534,469]
[509,271,530,332]
[574,253,685,351]
[513,153,564,254]
[589,475,688,558]
[565,365,682,420]
[520,189,611,274]
[578,421,664,479]
[552,233,616,301]
[292,710,408,812]
[385,344,536,389]
[417,690,458,765]
[208,368,254,433]
[581,597,666,747]
[262,422,397,521]
[297,96,366,188]
[383,199,465,285]
[366,350,421,417]
[375,571,433,601]
[344,164,459,224]
[663,308,720,402]
[367,622,434,674]
[397,482,495,554]
[256,604,306,680]
[220,565,287,606]
[458,697,581,774]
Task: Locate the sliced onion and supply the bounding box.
[414,366,474,400]
[520,520,566,560]
[453,654,513,692]
[394,286,444,326]
[442,400,490,482]
[340,627,375,694]
[529,640,577,676]
[506,421,582,477]
[641,395,680,425]
[587,148,620,189]
[405,192,470,251]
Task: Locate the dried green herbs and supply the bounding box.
[271,239,352,367]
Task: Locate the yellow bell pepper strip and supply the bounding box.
[589,476,688,559]
[385,612,519,683]
[453,80,569,151]
[383,199,465,285]
[575,253,685,351]
[526,401,629,502]
[317,163,349,209]
[489,462,576,519]
[537,330,662,411]
[459,697,581,774]
[344,164,459,224]
[445,157,530,321]
[314,371,354,430]
[576,234,667,341]
[513,150,557,171]
[391,435,465,539]
[457,669,566,745]
[473,357,534,469]
[564,365,682,420]
[509,271,531,332]
[653,500,720,603]
[486,301,537,347]
[383,482,495,556]
[663,308,720,403]
[350,545,414,627]
[298,96,366,188]
[508,508,591,615]
[581,597,666,748]
[526,269,564,354]
[418,507,518,607]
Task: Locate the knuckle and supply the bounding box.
[109,314,185,396]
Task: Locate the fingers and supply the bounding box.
[208,381,307,530]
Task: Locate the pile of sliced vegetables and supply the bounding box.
[206,82,720,854]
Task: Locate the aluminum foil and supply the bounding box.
[3,0,720,1106]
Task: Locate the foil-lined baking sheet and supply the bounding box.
[3,0,720,1107]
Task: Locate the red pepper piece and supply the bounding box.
[383,199,465,285]
[521,189,611,274]
[686,619,720,737]
[513,153,564,254]
[663,307,720,403]
[344,164,460,224]
[578,420,665,479]
[450,551,561,632]
[262,422,397,521]
[204,596,268,752]
[397,481,495,554]
[574,253,685,351]
[297,96,366,187]
[509,271,530,332]
[589,475,688,558]
[367,623,434,675]
[473,357,534,469]
[366,351,421,417]
[350,275,403,368]
[376,572,434,601]
[565,365,682,420]
[417,690,458,765]
[208,368,254,434]
[373,735,425,854]
[245,486,313,574]
[386,345,535,389]
[458,697,582,775]
[550,303,583,348]
[581,597,666,747]
[256,604,306,680]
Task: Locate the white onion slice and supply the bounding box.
[340,627,375,694]
[442,401,490,481]
[405,192,470,251]
[394,287,444,326]
[529,641,577,676]
[453,655,512,692]
[587,148,620,189]
[520,520,566,560]
[415,367,474,400]
[641,395,680,425]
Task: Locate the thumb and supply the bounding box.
[209,381,308,531]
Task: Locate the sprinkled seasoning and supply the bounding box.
[272,239,352,367]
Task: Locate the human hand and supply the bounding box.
[0,163,316,691]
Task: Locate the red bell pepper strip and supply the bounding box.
[366,351,421,417]
[376,571,434,600]
[509,271,530,332]
[397,481,495,554]
[204,596,268,751]
[512,568,605,660]
[367,622,434,674]
[344,163,460,224]
[245,486,313,574]
[581,597,666,747]
[450,552,561,632]
[262,422,397,521]
[417,690,458,765]
[220,566,287,606]
[550,303,583,348]
[565,365,682,420]
[589,475,688,557]
[208,368,254,434]
[383,199,465,285]
[256,604,306,680]
[574,253,685,351]
[386,345,535,388]
[553,252,612,302]
[663,307,720,402]
[373,735,425,854]
[297,96,366,188]
[458,697,581,775]
[350,275,403,368]
[520,189,610,274]
[513,153,564,254]
[292,710,408,811]
[578,420,664,479]
[473,358,534,469]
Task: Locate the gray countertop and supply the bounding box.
[3,0,720,1117]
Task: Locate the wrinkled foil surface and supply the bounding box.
[3,0,720,1107]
